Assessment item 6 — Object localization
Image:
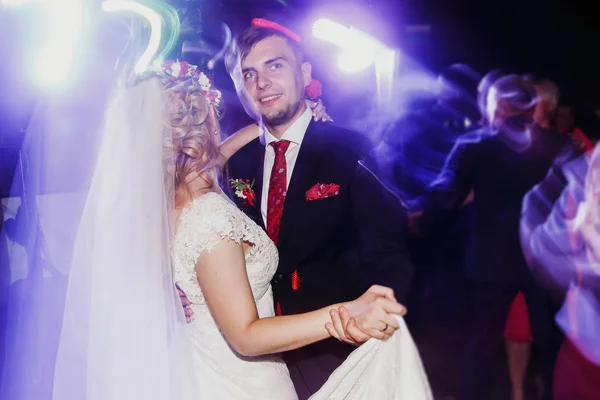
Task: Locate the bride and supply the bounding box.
[1,50,431,400]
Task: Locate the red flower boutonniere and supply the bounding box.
[230,178,256,207]
[305,79,323,100]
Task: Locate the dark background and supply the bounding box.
[211,0,600,104]
[2,0,599,128]
[1,0,599,196]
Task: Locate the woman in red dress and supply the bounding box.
[504,291,534,400]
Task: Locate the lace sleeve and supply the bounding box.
[172,193,254,304]
[174,193,251,264]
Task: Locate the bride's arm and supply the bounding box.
[195,236,404,357]
[218,124,260,167]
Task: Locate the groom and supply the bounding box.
[221,21,413,398]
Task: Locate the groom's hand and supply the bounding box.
[177,286,193,323]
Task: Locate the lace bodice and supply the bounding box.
[172,191,279,306]
[170,192,297,399]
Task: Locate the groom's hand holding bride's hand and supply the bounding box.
[325,285,406,345]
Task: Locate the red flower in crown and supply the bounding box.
[179,61,190,77]
[305,79,323,100]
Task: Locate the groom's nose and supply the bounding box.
[257,73,272,90]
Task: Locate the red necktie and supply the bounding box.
[266,140,291,245]
[267,140,302,316]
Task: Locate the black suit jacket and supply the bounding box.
[226,121,413,315]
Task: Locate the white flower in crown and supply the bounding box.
[198,72,211,89]
[170,61,181,78]
[148,59,164,74]
[143,60,222,107]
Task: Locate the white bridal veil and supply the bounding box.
[0,21,199,400]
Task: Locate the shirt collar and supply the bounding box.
[261,107,312,147]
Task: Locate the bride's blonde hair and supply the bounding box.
[161,78,222,209]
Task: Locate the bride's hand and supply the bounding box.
[326,285,406,344]
[306,99,333,122]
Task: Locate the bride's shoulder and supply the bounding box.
[177,191,247,240]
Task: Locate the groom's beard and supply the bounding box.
[262,99,304,127]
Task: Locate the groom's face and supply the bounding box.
[240,36,312,127]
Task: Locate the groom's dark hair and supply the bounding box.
[225,25,305,75]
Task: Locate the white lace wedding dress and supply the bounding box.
[172,191,433,400]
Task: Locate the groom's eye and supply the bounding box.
[269,63,283,71]
[243,71,255,81]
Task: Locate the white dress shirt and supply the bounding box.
[260,107,312,225]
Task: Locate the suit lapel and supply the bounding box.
[278,122,324,252]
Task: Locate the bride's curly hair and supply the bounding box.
[160,78,222,208]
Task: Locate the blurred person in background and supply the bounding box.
[521,140,600,399]
[412,74,568,400]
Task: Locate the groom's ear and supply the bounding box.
[301,62,312,88]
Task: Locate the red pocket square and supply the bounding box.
[305,183,340,201]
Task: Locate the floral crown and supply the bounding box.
[146,60,222,107]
